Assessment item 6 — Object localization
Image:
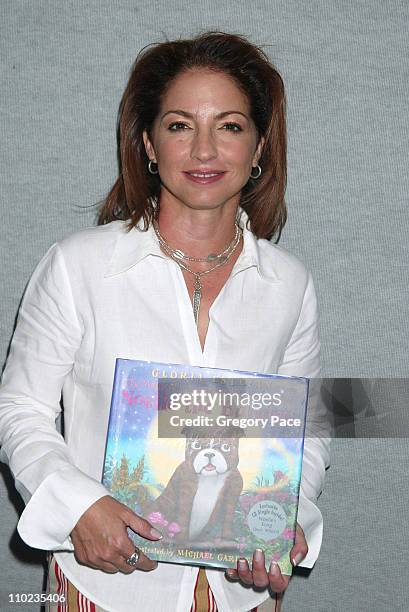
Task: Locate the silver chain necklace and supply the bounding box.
[153,220,242,327]
[153,220,240,263]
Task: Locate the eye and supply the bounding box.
[191,439,202,450]
[221,123,242,132]
[221,443,231,452]
[168,122,190,131]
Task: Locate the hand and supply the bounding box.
[70,495,163,574]
[225,523,308,596]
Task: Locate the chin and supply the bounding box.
[179,192,242,212]
[160,182,242,212]
[184,199,231,211]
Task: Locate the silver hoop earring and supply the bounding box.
[250,164,262,180]
[148,160,159,175]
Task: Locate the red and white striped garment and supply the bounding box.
[48,556,97,612]
[186,568,280,612]
[190,568,219,612]
[47,558,280,612]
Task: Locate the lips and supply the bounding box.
[188,171,222,177]
[183,170,226,184]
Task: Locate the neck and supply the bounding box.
[156,199,240,259]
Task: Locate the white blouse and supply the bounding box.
[0,215,330,612]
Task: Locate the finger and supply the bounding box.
[94,560,121,574]
[251,549,269,588]
[125,510,163,541]
[225,568,238,581]
[275,593,284,612]
[290,523,308,567]
[236,557,253,585]
[119,547,158,573]
[108,534,159,574]
[116,537,144,574]
[295,523,305,537]
[116,555,138,575]
[267,560,289,594]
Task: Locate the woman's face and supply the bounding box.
[143,69,264,213]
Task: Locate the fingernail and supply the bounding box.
[254,548,264,562]
[292,552,303,566]
[238,558,247,569]
[150,527,163,539]
[270,561,279,576]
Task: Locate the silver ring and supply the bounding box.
[125,547,141,567]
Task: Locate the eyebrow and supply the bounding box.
[160,109,249,122]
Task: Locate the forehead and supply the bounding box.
[159,69,250,115]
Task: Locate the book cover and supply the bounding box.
[102,359,309,575]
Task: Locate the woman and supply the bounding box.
[0,32,329,611]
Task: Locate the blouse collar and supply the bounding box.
[104,208,279,283]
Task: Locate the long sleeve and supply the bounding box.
[0,243,109,550]
[0,221,334,612]
[277,271,331,568]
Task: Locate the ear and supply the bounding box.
[253,135,265,166]
[143,129,157,162]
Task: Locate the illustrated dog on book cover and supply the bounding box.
[143,426,244,544]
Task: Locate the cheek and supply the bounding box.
[156,138,189,164]
[221,141,256,169]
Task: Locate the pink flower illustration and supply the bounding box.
[147,512,169,527]
[167,522,182,538]
[282,528,295,540]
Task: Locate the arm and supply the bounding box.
[0,243,110,550]
[277,270,331,569]
[0,243,161,572]
[226,269,331,594]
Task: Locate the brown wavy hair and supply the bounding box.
[98,31,287,241]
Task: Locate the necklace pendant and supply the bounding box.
[153,220,242,329]
[193,276,202,327]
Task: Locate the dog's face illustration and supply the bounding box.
[186,437,240,477]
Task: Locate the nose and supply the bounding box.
[190,127,217,162]
[204,452,215,461]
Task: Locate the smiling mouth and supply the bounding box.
[188,172,222,177]
[184,171,226,184]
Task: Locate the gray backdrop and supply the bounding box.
[1,1,408,611]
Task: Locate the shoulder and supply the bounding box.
[57,221,125,255]
[255,237,310,289]
[54,221,127,273]
[28,221,131,290]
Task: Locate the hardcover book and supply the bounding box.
[102,359,309,575]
